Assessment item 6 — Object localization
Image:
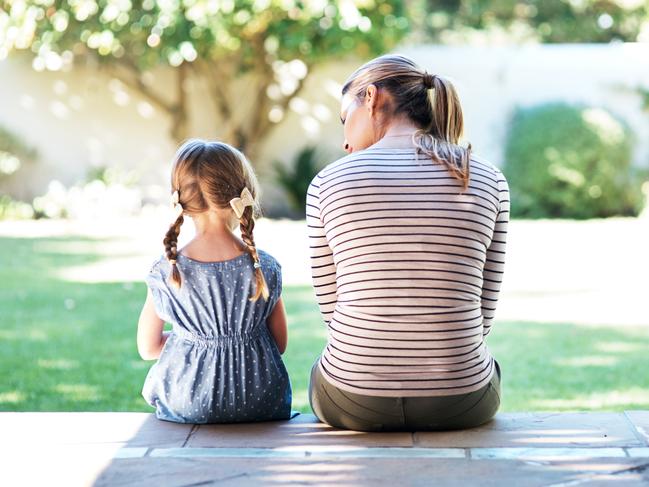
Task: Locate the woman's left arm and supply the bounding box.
[137,289,170,360]
[480,176,510,337]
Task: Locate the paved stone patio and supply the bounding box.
[3,411,649,486]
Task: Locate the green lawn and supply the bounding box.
[2,235,648,413]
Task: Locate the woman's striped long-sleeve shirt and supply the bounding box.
[306,147,510,397]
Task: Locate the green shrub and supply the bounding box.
[503,103,646,219]
[0,126,38,220]
[0,195,34,220]
[273,146,324,213]
[0,125,37,182]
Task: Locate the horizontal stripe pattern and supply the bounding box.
[307,147,510,397]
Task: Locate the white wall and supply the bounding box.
[1,43,648,214]
[397,43,649,169]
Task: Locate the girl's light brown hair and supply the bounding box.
[342,54,471,189]
[163,139,269,301]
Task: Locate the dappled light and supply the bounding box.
[1,2,649,485]
[257,461,364,484]
[0,391,25,405]
[534,389,649,410]
[547,462,637,472]
[595,342,643,353]
[0,328,47,341]
[54,384,101,403]
[37,358,79,370]
[1,224,648,413]
[555,356,619,367]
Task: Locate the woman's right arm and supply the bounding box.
[306,177,338,325]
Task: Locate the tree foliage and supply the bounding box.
[0,0,408,157]
[412,0,649,43]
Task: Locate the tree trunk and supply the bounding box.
[114,57,309,163]
[169,62,189,143]
[109,60,189,145]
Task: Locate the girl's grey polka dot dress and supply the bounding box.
[141,250,293,424]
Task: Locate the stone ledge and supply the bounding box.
[3,411,649,487]
[3,411,647,449]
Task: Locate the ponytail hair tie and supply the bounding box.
[230,187,255,219]
[423,72,436,89]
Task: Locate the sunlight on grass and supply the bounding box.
[533,388,649,410]
[56,258,154,283]
[54,384,101,402]
[291,389,310,412]
[128,361,148,370]
[595,342,643,353]
[32,240,110,254]
[37,359,79,370]
[0,329,48,341]
[0,391,25,404]
[1,234,648,413]
[554,356,619,367]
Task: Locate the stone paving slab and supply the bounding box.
[121,446,649,459]
[148,447,467,458]
[3,412,649,486]
[627,448,649,458]
[91,457,649,487]
[187,413,414,448]
[415,412,645,448]
[626,411,649,445]
[0,412,192,447]
[6,446,648,487]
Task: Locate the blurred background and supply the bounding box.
[1,0,648,413]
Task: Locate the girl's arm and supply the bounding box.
[137,289,170,360]
[267,297,288,354]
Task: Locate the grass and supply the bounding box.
[1,235,649,413]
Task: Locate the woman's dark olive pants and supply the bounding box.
[308,359,501,432]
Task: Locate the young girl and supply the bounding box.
[136,139,292,424]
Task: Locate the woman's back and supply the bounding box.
[307,147,510,397]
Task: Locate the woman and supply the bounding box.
[306,54,509,431]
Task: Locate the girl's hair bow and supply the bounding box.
[229,187,254,219]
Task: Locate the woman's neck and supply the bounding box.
[369,120,420,150]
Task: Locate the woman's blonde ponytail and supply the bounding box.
[414,74,471,191]
[342,54,472,191]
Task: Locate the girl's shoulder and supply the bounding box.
[256,249,281,273]
[148,255,169,274]
[145,255,172,296]
[148,250,281,282]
